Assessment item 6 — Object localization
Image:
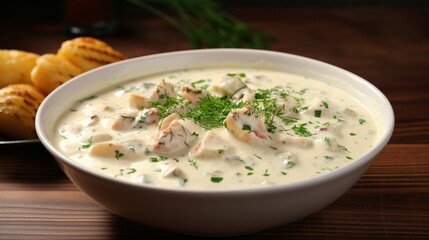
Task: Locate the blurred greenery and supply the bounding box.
[126,0,274,49]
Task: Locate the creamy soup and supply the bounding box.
[55,68,378,190]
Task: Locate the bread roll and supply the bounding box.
[0,84,45,139]
[31,54,83,95]
[58,37,125,72]
[0,50,39,88]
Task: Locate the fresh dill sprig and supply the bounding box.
[181,94,246,130]
[150,95,186,118]
[126,0,273,48]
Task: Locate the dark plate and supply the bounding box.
[0,135,40,144]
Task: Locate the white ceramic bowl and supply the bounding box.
[36,49,394,236]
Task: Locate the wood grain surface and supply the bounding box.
[1,3,428,239]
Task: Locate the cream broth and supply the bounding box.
[54,68,378,190]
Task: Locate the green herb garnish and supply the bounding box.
[321,101,329,109]
[127,0,272,48]
[188,159,198,169]
[291,123,312,137]
[80,137,92,150]
[181,94,246,130]
[227,73,246,78]
[242,124,251,131]
[263,169,270,176]
[211,177,223,183]
[314,109,322,118]
[114,150,124,159]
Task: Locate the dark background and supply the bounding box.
[2,0,428,24]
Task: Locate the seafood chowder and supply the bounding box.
[55,68,378,190]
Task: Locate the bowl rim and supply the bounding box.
[36,48,395,195]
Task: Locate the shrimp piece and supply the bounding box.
[89,139,149,159]
[112,108,160,131]
[232,87,255,102]
[153,113,197,157]
[158,112,179,130]
[192,131,233,159]
[129,79,176,109]
[178,85,208,103]
[224,106,270,145]
[211,74,247,97]
[129,93,147,110]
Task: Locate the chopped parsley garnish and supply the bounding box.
[121,115,135,121]
[179,178,188,186]
[350,132,357,136]
[191,79,206,88]
[321,101,329,109]
[292,106,309,114]
[233,155,246,164]
[244,165,254,176]
[188,159,198,169]
[114,150,124,159]
[226,73,246,78]
[124,168,137,174]
[80,137,92,150]
[314,109,322,118]
[291,123,312,137]
[281,116,299,125]
[211,177,223,183]
[298,88,308,95]
[263,169,270,176]
[337,144,350,152]
[245,166,254,171]
[324,156,334,160]
[359,118,367,125]
[116,168,136,176]
[149,156,168,162]
[242,124,251,131]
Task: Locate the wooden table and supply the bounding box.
[1,4,429,239]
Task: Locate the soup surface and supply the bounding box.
[55,67,378,190]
